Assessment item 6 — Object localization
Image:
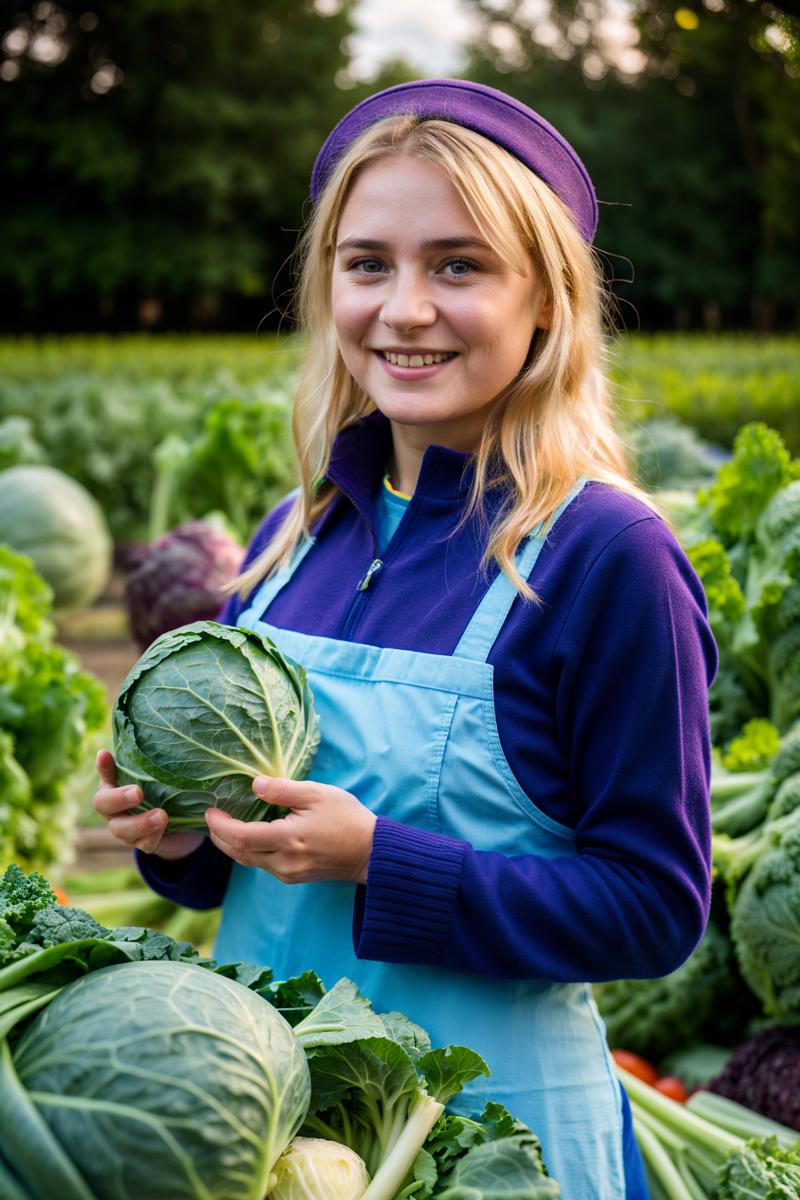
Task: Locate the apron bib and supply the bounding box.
[216,479,625,1199]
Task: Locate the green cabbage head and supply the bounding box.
[6,960,311,1200]
[269,1137,370,1199]
[112,620,320,831]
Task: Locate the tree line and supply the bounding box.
[0,0,797,332]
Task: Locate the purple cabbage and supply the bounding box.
[124,521,244,649]
[707,1025,800,1132]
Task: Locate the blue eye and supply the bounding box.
[441,257,479,277]
[350,258,385,274]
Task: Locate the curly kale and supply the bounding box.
[594,921,757,1061]
[0,864,55,941]
[730,818,800,1018]
[708,1026,800,1132]
[697,422,800,552]
[732,481,800,732]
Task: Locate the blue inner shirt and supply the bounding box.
[374,474,410,553]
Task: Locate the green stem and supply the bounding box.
[617,1067,742,1160]
[633,1118,697,1200]
[361,1094,444,1200]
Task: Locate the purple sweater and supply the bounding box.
[139,411,718,983]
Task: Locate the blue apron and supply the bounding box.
[216,479,627,1199]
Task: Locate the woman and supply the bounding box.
[94,79,717,1198]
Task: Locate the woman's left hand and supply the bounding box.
[204,775,377,885]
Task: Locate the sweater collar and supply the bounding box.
[325,411,477,504]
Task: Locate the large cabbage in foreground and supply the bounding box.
[112,621,320,831]
[7,960,311,1200]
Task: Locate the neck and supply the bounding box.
[388,420,480,496]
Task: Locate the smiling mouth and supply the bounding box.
[378,350,458,367]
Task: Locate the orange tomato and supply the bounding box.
[52,885,70,906]
[653,1075,689,1104]
[611,1049,659,1086]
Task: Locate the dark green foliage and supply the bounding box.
[594,920,758,1061]
[464,0,800,332]
[0,0,367,330]
[730,818,800,1017]
[0,548,106,873]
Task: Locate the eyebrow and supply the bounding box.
[335,236,494,254]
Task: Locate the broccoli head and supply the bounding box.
[711,721,800,837]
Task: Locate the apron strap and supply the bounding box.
[454,478,589,663]
[237,529,315,630]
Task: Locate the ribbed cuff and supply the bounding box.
[353,816,468,965]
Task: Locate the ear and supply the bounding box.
[535,294,554,331]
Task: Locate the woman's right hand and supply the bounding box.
[93,749,205,860]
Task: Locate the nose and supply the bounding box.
[379,268,436,332]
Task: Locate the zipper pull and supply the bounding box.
[357,558,383,591]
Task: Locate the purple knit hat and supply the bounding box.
[310,78,598,243]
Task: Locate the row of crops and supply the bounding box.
[1,334,800,1198]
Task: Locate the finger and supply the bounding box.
[95,749,118,787]
[93,784,144,819]
[205,809,283,858]
[108,809,168,853]
[205,807,285,848]
[253,775,317,809]
[206,825,252,866]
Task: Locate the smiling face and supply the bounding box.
[331,156,551,457]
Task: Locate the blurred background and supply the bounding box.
[1,0,799,333]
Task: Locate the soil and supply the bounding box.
[57,572,140,702]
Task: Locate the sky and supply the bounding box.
[348,0,479,79]
[347,0,641,81]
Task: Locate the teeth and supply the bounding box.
[382,351,455,366]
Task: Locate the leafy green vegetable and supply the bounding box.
[617,1064,787,1200]
[717,1136,800,1198]
[0,465,112,611]
[594,920,756,1062]
[730,817,800,1017]
[696,422,800,551]
[0,866,561,1198]
[674,425,800,745]
[711,726,800,892]
[0,416,47,472]
[403,1102,559,1200]
[0,548,107,872]
[112,621,320,832]
[149,395,296,542]
[5,960,311,1200]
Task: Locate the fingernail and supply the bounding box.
[253,776,268,797]
[126,787,140,804]
[148,810,166,828]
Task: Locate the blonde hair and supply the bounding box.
[234,114,662,601]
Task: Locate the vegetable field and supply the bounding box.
[1,333,800,1199]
